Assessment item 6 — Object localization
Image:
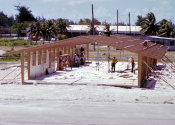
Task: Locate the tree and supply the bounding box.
[140,12,159,35]
[46,20,56,42]
[0,11,14,28]
[28,20,58,44]
[56,18,69,34]
[158,19,175,37]
[79,18,91,25]
[104,24,111,36]
[88,22,98,35]
[30,21,42,43]
[0,11,9,27]
[94,18,101,25]
[12,22,29,37]
[0,26,4,34]
[79,18,101,25]
[27,22,34,44]
[135,15,146,26]
[104,24,110,32]
[15,5,36,23]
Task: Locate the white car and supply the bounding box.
[24,37,30,41]
[13,37,18,40]
[51,38,56,41]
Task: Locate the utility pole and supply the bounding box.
[117,9,118,34]
[129,12,131,35]
[92,4,95,35]
[92,4,95,51]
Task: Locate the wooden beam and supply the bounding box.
[27,51,31,80]
[56,48,59,70]
[71,46,74,59]
[32,51,36,66]
[21,52,25,84]
[64,47,67,54]
[43,49,46,64]
[86,43,89,60]
[68,47,70,54]
[52,48,55,62]
[38,50,42,65]
[2,35,168,60]
[138,54,142,87]
[49,48,51,68]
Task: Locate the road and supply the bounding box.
[0,101,175,125]
[0,50,5,56]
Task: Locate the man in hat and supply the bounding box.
[111,57,118,72]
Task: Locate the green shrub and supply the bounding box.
[0,39,30,46]
[57,34,67,40]
[0,54,20,62]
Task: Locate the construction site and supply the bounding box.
[1,35,175,125]
[0,34,175,89]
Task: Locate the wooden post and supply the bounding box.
[68,47,70,55]
[144,56,148,77]
[43,49,46,64]
[86,43,89,60]
[32,51,36,66]
[72,46,75,58]
[53,48,55,62]
[27,51,31,80]
[153,59,157,67]
[147,57,151,74]
[38,50,42,65]
[64,47,67,54]
[70,46,73,58]
[49,48,51,68]
[21,52,25,84]
[138,54,143,87]
[52,48,55,69]
[117,9,119,34]
[56,48,59,70]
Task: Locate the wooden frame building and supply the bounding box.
[3,35,168,87]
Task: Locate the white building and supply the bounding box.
[67,25,141,36]
[143,36,175,51]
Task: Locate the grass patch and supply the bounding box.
[0,54,20,62]
[0,39,38,47]
[0,48,20,62]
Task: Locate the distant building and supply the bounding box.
[1,25,142,39]
[143,36,175,51]
[67,25,141,37]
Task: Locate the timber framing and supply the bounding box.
[2,35,168,87]
[3,35,168,59]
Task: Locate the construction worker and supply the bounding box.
[74,53,80,67]
[80,46,84,57]
[111,57,118,72]
[131,57,135,73]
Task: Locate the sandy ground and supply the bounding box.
[0,61,175,104]
[32,61,138,86]
[0,50,5,56]
[0,61,175,125]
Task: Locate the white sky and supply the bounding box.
[0,0,175,24]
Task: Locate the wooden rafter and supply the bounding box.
[3,35,168,59]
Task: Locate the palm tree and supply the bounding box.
[47,20,56,42]
[27,22,34,45]
[41,21,48,44]
[140,12,159,35]
[158,19,175,37]
[135,15,146,26]
[32,21,42,43]
[104,24,111,36]
[56,18,69,34]
[88,22,98,35]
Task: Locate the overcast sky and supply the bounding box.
[0,0,175,25]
